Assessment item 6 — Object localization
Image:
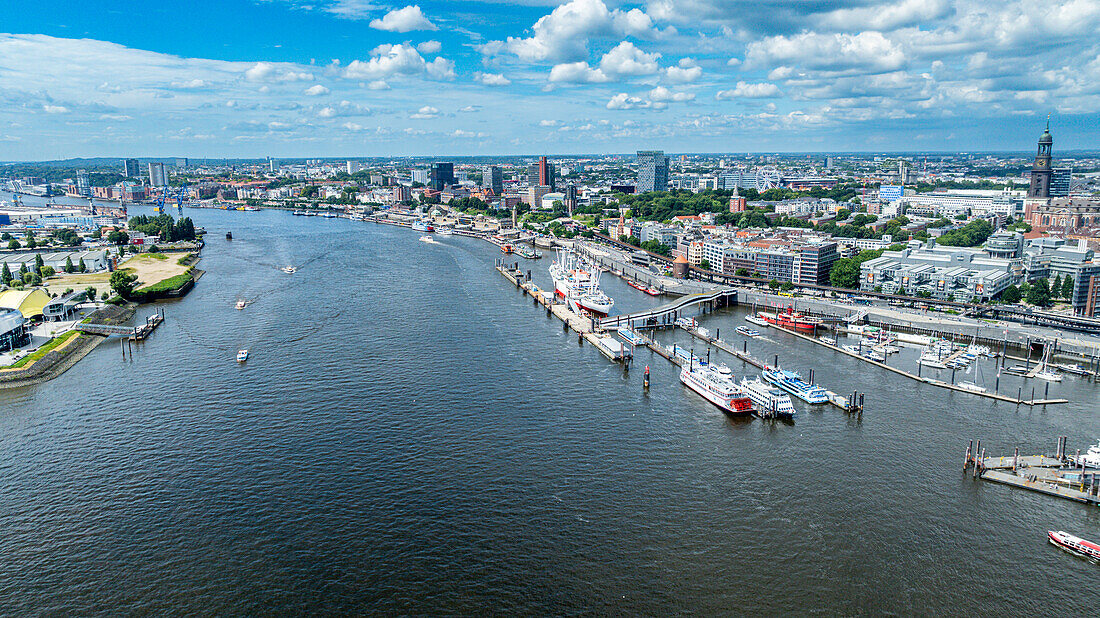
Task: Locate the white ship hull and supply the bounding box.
[679,367,753,415]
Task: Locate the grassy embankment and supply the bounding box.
[1,330,82,369]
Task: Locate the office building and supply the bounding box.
[411,169,429,185]
[347,160,364,175]
[174,158,188,168]
[898,160,910,184]
[268,158,277,173]
[526,157,555,191]
[983,230,1025,259]
[123,158,141,177]
[636,150,669,193]
[860,243,1016,301]
[75,170,91,197]
[483,165,503,195]
[429,162,455,191]
[563,183,577,215]
[392,185,411,203]
[1068,262,1100,317]
[1050,168,1072,197]
[149,162,167,187]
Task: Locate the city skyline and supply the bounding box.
[3,0,1100,159]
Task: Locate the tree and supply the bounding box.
[1000,284,1021,304]
[1052,274,1062,298]
[110,270,139,299]
[1062,275,1074,299]
[65,256,75,273]
[7,240,19,250]
[40,265,55,278]
[829,259,861,289]
[0,232,9,240]
[768,279,780,290]
[18,263,28,276]
[699,259,711,270]
[34,254,44,274]
[735,268,750,277]
[25,234,36,249]
[22,272,39,285]
[78,258,87,273]
[1026,278,1051,307]
[781,281,794,292]
[0,263,10,285]
[85,286,96,300]
[107,230,129,246]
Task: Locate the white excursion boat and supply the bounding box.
[549,249,615,316]
[435,227,454,236]
[675,317,698,330]
[862,348,887,363]
[1048,530,1100,561]
[680,361,754,416]
[736,325,760,337]
[740,377,796,419]
[236,349,249,362]
[1078,440,1100,467]
[744,315,771,328]
[819,336,837,345]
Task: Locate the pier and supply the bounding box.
[496,262,631,362]
[599,288,738,330]
[964,437,1100,507]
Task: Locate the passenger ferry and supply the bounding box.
[1048,530,1100,561]
[411,219,434,233]
[735,325,760,337]
[616,327,648,347]
[761,367,829,404]
[740,377,796,419]
[680,362,753,415]
[744,315,771,328]
[1079,440,1100,467]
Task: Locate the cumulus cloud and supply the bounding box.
[549,61,610,83]
[43,104,69,114]
[666,58,702,83]
[481,0,659,63]
[606,92,650,109]
[344,43,454,80]
[410,105,439,118]
[245,61,313,83]
[716,81,781,99]
[746,31,906,74]
[370,5,438,32]
[649,86,694,102]
[416,40,442,54]
[304,84,330,96]
[474,72,512,86]
[599,41,661,76]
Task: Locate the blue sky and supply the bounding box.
[2,0,1100,159]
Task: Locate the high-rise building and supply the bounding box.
[392,185,412,203]
[482,165,503,195]
[429,162,455,191]
[563,183,578,215]
[1050,167,1073,197]
[174,158,188,168]
[269,158,277,173]
[123,158,141,177]
[75,170,91,197]
[411,169,429,185]
[898,160,910,185]
[636,150,669,193]
[825,157,834,170]
[526,156,556,191]
[149,162,167,187]
[1028,120,1053,198]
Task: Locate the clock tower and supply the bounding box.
[1028,119,1053,198]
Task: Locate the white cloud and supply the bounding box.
[304,84,330,96]
[816,0,952,32]
[539,119,561,126]
[458,105,481,112]
[416,40,442,54]
[549,61,610,83]
[367,80,390,90]
[599,41,660,76]
[411,105,439,118]
[452,129,485,138]
[746,31,906,74]
[343,121,365,131]
[716,81,781,99]
[370,5,438,32]
[43,104,69,114]
[344,43,453,80]
[649,86,694,102]
[666,58,703,83]
[482,0,659,63]
[171,78,209,89]
[475,72,512,86]
[245,61,313,83]
[606,92,650,109]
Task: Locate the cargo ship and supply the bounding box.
[757,307,823,333]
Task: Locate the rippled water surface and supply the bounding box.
[2,208,1099,614]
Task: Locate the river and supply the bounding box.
[1,206,1098,613]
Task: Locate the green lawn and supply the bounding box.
[2,331,82,369]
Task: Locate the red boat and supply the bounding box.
[625,280,662,296]
[501,244,514,254]
[759,307,823,333]
[1049,530,1100,561]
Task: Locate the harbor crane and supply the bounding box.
[153,185,189,217]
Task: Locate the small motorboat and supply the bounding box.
[226,231,233,240]
[1048,530,1100,561]
[419,235,434,243]
[282,266,297,274]
[1055,363,1092,376]
[235,300,247,310]
[236,349,249,362]
[736,325,760,337]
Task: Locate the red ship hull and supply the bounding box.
[760,312,821,333]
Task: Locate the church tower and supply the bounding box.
[1028,119,1053,198]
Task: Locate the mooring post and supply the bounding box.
[974,440,982,477]
[965,440,973,470]
[643,365,650,390]
[1013,447,1019,471]
[1044,382,1050,400]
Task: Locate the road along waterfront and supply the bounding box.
[1,207,1099,614]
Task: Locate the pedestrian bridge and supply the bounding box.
[600,288,737,329]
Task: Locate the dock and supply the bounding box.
[964,437,1100,507]
[75,308,165,342]
[749,316,1067,407]
[497,262,631,362]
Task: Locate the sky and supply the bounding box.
[2,0,1100,159]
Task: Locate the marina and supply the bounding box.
[964,437,1100,506]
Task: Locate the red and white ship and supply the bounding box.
[679,361,754,415]
[1048,530,1100,561]
[626,280,661,296]
[758,307,823,333]
[549,249,614,316]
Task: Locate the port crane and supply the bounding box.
[153,185,189,217]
